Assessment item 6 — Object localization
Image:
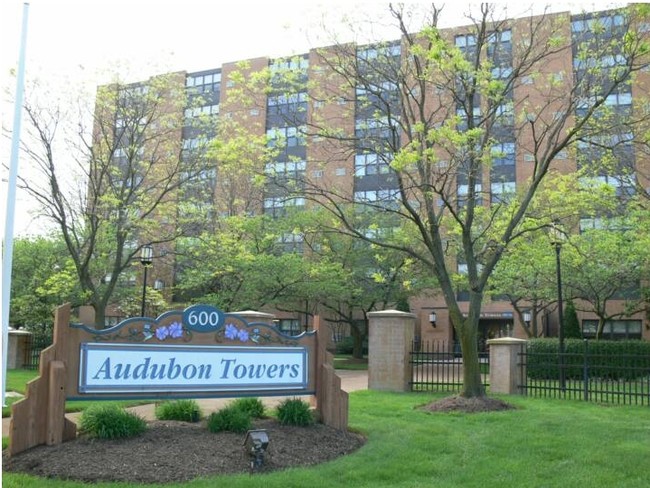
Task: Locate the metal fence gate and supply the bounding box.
[519,340,650,406]
[409,340,489,392]
[23,335,52,370]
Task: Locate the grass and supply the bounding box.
[2,369,153,418]
[334,354,368,370]
[4,390,650,487]
[4,369,38,394]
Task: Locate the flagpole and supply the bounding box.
[2,2,30,408]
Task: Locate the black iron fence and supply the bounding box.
[23,335,52,370]
[409,340,489,392]
[520,339,650,406]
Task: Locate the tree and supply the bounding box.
[488,174,617,337]
[563,300,582,339]
[308,221,436,358]
[174,214,347,313]
[19,73,213,326]
[256,4,649,397]
[562,222,648,339]
[9,235,81,338]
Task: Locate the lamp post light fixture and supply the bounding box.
[243,429,269,472]
[428,311,437,328]
[549,222,566,391]
[523,310,532,328]
[140,245,153,318]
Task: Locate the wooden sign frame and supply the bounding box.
[8,304,348,456]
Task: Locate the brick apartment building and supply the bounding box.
[95,6,650,345]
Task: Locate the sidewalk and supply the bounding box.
[2,369,367,437]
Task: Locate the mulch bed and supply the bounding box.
[422,395,516,413]
[3,418,366,484]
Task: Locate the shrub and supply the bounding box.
[563,301,582,339]
[276,398,313,426]
[231,397,265,419]
[155,399,202,422]
[79,404,147,439]
[527,339,650,381]
[335,336,368,355]
[207,406,251,433]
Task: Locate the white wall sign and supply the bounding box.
[79,343,308,394]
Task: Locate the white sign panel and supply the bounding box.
[79,343,308,394]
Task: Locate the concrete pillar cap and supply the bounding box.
[486,337,527,345]
[367,309,416,319]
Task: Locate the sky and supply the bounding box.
[0,0,622,237]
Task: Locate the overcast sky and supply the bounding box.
[0,0,620,237]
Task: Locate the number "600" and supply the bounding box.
[187,310,220,327]
[183,305,223,332]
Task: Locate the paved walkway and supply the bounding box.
[2,369,368,437]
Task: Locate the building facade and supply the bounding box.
[98,6,649,344]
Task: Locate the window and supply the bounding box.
[455,34,476,48]
[264,160,306,176]
[354,189,400,204]
[270,57,308,72]
[186,72,221,93]
[104,316,121,328]
[355,153,391,176]
[490,181,516,203]
[266,126,306,148]
[357,43,401,60]
[487,29,512,60]
[335,168,346,176]
[263,196,305,217]
[267,92,308,117]
[277,233,304,254]
[184,104,219,118]
[275,319,302,335]
[572,14,625,34]
[491,142,515,166]
[582,320,642,340]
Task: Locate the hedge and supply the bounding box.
[526,339,650,381]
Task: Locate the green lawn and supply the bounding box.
[4,390,650,487]
[334,354,368,370]
[2,369,149,418]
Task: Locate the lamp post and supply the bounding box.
[140,245,153,317]
[550,223,566,391]
[428,311,437,328]
[523,310,532,333]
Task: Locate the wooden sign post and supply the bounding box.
[9,304,348,456]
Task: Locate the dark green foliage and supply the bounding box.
[563,301,582,339]
[230,397,265,419]
[276,398,313,426]
[335,337,368,355]
[155,400,202,422]
[527,339,650,381]
[79,405,147,439]
[207,406,251,433]
[395,296,411,312]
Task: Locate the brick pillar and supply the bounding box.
[367,310,416,392]
[487,337,527,395]
[7,329,32,369]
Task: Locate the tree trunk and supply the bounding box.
[458,292,485,397]
[92,299,107,329]
[350,324,364,359]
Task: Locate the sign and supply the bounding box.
[65,304,317,399]
[79,343,308,394]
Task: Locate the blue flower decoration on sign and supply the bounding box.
[168,321,184,338]
[154,321,184,341]
[223,322,249,343]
